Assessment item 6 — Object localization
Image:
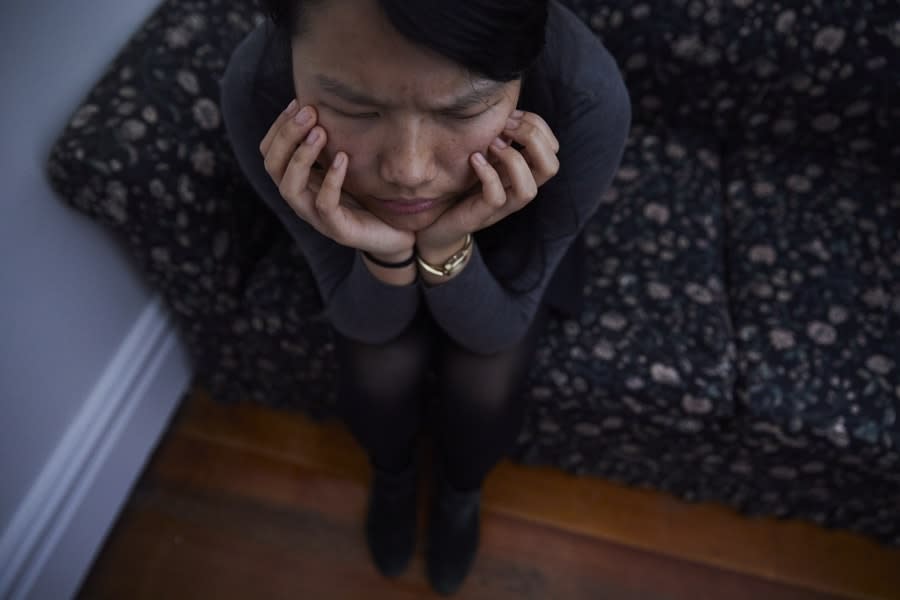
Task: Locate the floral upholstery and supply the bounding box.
[45,0,900,545]
[724,148,899,452]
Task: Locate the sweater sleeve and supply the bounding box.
[421,40,632,355]
[219,25,420,344]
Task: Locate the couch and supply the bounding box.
[46,0,900,546]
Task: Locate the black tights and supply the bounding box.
[333,304,549,492]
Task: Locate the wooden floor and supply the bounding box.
[76,384,900,599]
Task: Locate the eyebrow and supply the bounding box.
[315,74,505,113]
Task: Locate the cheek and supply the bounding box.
[477,118,509,148]
[448,120,509,171]
[464,115,512,162]
[317,125,380,194]
[316,120,371,170]
[315,115,343,165]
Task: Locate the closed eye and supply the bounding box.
[330,107,380,119]
[440,109,488,121]
[439,98,502,121]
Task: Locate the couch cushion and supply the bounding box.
[562,1,900,173]
[520,122,736,439]
[239,235,337,416]
[715,0,900,172]
[723,145,900,451]
[560,0,734,132]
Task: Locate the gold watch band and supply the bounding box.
[416,234,473,277]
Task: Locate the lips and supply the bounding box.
[373,196,443,215]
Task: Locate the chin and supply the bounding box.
[377,208,445,232]
[359,194,459,232]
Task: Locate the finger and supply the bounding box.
[262,105,317,182]
[315,152,351,241]
[488,138,538,204]
[278,126,328,206]
[507,110,560,153]
[260,99,298,155]
[436,153,504,235]
[522,112,560,153]
[515,140,560,189]
[504,113,556,158]
[502,120,560,187]
[471,151,507,210]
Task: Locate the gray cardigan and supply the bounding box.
[220,1,631,354]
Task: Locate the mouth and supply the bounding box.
[372,196,446,215]
[370,181,479,217]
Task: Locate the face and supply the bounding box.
[290,0,522,231]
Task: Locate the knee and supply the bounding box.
[439,357,526,419]
[335,333,433,411]
[438,307,546,412]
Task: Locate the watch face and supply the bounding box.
[443,253,463,271]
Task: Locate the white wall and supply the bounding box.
[0,1,193,598]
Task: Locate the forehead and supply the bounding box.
[290,0,481,102]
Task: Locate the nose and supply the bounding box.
[378,119,436,191]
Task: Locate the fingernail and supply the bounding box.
[305,128,321,144]
[284,99,299,114]
[333,152,346,168]
[294,106,313,125]
[511,110,525,118]
[505,118,521,130]
[473,152,487,166]
[491,136,508,149]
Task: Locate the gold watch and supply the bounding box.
[416,234,473,278]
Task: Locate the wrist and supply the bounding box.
[360,248,416,287]
[367,247,415,264]
[416,234,473,284]
[416,235,469,264]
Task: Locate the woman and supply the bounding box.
[221,0,630,594]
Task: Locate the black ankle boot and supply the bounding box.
[426,472,482,596]
[365,460,418,577]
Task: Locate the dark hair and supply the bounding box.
[261,0,548,82]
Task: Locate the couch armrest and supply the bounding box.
[44,0,287,398]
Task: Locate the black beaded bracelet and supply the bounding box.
[362,250,416,269]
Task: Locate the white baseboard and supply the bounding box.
[0,294,193,600]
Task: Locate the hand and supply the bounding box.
[259,101,415,260]
[416,110,560,255]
